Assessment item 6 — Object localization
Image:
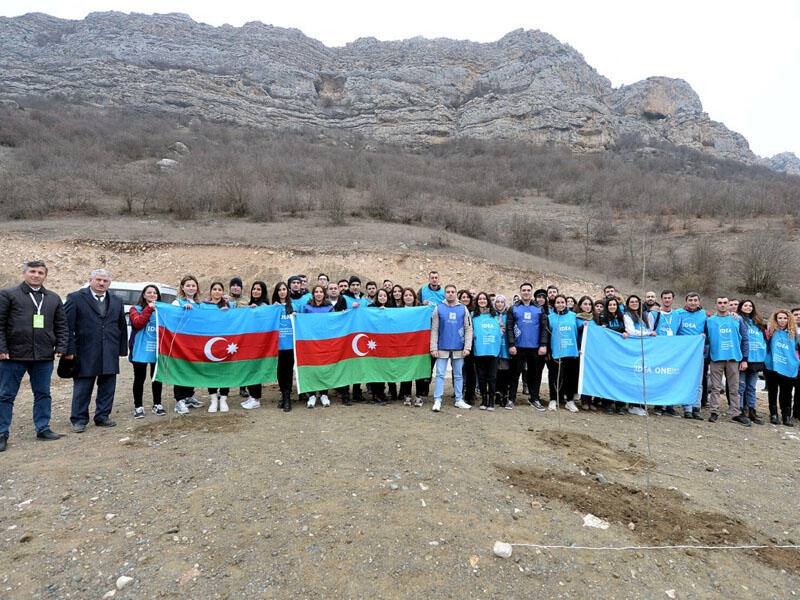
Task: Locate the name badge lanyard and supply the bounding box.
[30,292,45,328]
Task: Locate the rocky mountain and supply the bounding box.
[0,11,793,170]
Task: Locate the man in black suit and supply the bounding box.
[64,268,128,432]
[0,260,68,451]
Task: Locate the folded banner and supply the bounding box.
[154,302,280,387]
[293,307,432,393]
[578,324,704,406]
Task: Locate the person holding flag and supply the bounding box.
[129,284,164,418]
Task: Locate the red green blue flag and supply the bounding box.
[154,302,280,387]
[293,307,432,393]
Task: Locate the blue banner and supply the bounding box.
[578,325,703,406]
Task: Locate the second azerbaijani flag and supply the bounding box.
[155,302,280,387]
[293,307,432,393]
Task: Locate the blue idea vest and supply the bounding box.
[472,313,502,357]
[130,306,158,363]
[436,303,466,350]
[511,303,542,348]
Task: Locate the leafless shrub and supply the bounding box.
[738,233,796,294]
[674,237,721,295]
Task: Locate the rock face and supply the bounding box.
[0,11,791,168]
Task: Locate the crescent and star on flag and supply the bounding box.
[351,333,377,356]
[201,333,376,360]
[203,337,239,362]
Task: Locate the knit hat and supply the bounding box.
[348,275,361,284]
[534,288,547,298]
[229,277,243,288]
[288,275,302,285]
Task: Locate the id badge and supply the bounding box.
[666,329,673,336]
[33,314,44,328]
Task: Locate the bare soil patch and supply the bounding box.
[1,218,799,598]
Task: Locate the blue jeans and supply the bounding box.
[0,360,55,436]
[434,356,464,402]
[738,370,758,410]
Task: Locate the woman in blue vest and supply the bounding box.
[302,284,334,408]
[397,287,428,407]
[367,288,392,404]
[271,281,295,412]
[458,289,478,407]
[203,282,232,413]
[622,295,656,416]
[546,295,580,412]
[171,275,204,414]
[240,281,269,410]
[129,284,163,419]
[599,297,626,414]
[574,296,597,410]
[493,295,512,409]
[765,309,799,427]
[737,300,766,425]
[471,292,501,410]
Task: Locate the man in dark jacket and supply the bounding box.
[64,268,128,432]
[0,260,68,450]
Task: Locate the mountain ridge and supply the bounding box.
[1,11,798,174]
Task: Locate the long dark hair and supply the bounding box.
[207,281,228,308]
[471,291,496,318]
[249,281,268,305]
[135,284,162,307]
[625,295,646,324]
[271,281,294,314]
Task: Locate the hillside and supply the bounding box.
[1,221,799,598]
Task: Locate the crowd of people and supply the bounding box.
[1,262,800,453]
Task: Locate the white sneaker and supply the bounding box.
[151,404,166,416]
[241,397,261,410]
[432,399,441,412]
[174,399,189,414]
[628,406,647,416]
[454,400,472,409]
[548,400,557,411]
[403,396,412,406]
[133,407,145,419]
[565,400,579,413]
[320,394,330,407]
[218,395,229,412]
[479,405,487,410]
[184,396,204,408]
[208,393,219,413]
[307,395,317,408]
[414,396,423,407]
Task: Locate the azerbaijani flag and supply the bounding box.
[154,302,280,387]
[293,307,432,393]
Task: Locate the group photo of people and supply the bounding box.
[2,261,800,453]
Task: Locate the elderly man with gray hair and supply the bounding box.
[64,268,128,432]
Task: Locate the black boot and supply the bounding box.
[278,391,286,410]
[283,392,292,412]
[341,391,352,406]
[784,416,794,427]
[748,407,764,425]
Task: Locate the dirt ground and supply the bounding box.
[1,218,799,599]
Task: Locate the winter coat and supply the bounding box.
[64,287,128,377]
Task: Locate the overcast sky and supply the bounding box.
[3,0,798,159]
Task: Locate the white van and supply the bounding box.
[82,281,178,326]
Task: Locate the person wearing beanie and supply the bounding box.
[228,277,249,308]
[288,275,311,313]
